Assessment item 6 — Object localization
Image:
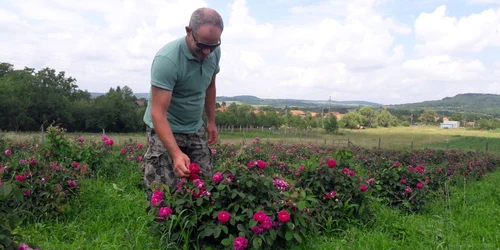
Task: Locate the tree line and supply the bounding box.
[0,62,145,133]
[1,62,499,133]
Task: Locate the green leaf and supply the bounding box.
[0,183,12,199]
[253,237,262,249]
[297,201,306,211]
[270,230,277,241]
[237,224,246,232]
[214,227,221,238]
[221,238,232,246]
[248,219,258,228]
[285,231,293,241]
[196,198,203,206]
[204,227,214,237]
[222,225,228,234]
[293,232,302,243]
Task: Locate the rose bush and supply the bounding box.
[0,125,145,250]
[149,162,314,250]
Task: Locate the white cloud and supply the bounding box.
[402,55,486,82]
[414,5,500,55]
[0,0,499,105]
[224,0,274,39]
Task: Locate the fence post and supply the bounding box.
[446,139,449,150]
[411,138,414,150]
[486,142,489,153]
[378,137,381,149]
[348,138,350,148]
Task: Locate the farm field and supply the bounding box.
[1,126,500,249]
[3,126,500,152]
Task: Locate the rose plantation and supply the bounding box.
[1,126,499,249]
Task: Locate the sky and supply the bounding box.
[1,0,500,105]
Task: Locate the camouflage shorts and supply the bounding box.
[143,124,214,195]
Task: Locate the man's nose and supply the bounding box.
[202,48,211,55]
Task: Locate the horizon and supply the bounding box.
[90,91,500,106]
[2,0,500,105]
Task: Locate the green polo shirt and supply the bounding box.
[143,36,221,134]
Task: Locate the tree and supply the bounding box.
[359,106,377,127]
[324,114,338,133]
[338,111,364,129]
[376,109,398,127]
[419,109,437,124]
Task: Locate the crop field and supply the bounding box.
[1,126,500,249]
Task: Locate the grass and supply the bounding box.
[308,171,500,249]
[18,165,165,250]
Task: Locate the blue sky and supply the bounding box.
[1,0,499,104]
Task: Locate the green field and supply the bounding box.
[3,126,499,153]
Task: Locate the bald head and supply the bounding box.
[189,7,224,33]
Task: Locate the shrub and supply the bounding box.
[149,163,313,250]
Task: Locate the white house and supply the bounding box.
[440,120,460,129]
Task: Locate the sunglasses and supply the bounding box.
[191,32,221,51]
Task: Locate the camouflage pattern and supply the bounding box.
[143,124,213,196]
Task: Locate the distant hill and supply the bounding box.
[90,92,149,99]
[385,93,500,117]
[216,95,382,108]
[90,93,382,109]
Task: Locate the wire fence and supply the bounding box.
[1,124,497,154]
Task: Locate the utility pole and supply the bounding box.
[329,96,331,114]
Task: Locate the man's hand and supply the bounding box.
[207,122,218,146]
[172,152,191,178]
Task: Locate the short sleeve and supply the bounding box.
[151,56,177,91]
[213,47,221,75]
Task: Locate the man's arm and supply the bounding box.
[151,86,182,158]
[204,74,217,125]
[149,56,190,177]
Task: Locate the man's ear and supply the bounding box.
[185,26,191,34]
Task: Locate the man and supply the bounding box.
[142,7,223,193]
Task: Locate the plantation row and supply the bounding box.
[1,126,500,249]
